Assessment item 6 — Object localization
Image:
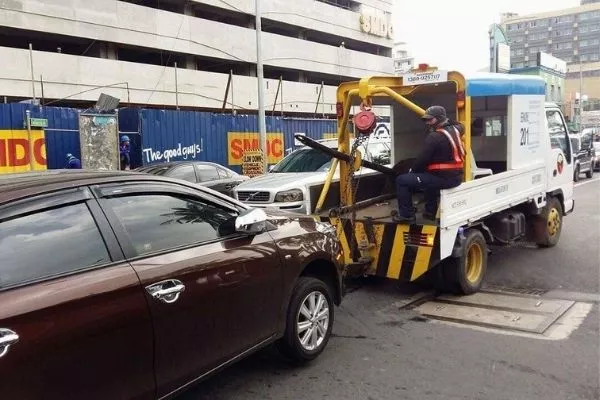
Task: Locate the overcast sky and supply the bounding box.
[393,0,580,73]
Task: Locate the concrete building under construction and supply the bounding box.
[0,0,394,115]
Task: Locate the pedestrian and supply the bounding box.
[120,135,131,170]
[393,105,465,223]
[65,153,81,169]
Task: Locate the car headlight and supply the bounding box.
[274,189,303,202]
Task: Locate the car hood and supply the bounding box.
[233,172,331,191]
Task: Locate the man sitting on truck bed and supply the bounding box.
[393,105,465,224]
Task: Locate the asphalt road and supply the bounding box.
[181,178,600,400]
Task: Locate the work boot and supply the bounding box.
[392,210,417,225]
[422,211,437,221]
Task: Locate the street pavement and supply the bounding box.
[181,178,600,400]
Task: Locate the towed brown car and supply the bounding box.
[0,171,344,400]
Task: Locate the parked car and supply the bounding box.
[233,138,392,214]
[582,127,600,171]
[136,161,248,197]
[0,170,344,400]
[593,141,600,171]
[571,131,596,181]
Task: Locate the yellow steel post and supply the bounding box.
[315,158,339,213]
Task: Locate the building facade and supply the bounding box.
[393,41,414,74]
[0,0,394,115]
[501,3,600,67]
[500,2,600,118]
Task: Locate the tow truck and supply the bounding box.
[296,65,575,294]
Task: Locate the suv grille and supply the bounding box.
[237,191,271,202]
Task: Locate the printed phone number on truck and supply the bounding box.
[406,74,442,83]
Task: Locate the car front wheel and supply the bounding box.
[277,277,334,362]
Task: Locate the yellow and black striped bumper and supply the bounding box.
[315,216,441,282]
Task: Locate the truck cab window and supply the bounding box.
[546,110,571,163]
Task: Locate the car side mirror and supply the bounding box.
[235,208,268,234]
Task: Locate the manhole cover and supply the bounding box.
[414,291,574,334]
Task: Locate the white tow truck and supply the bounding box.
[297,68,575,294]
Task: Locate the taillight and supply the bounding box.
[336,102,344,118]
[456,90,466,109]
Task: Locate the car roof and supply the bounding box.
[0,170,197,205]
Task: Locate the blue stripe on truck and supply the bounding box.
[466,73,546,97]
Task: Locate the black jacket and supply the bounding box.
[411,121,464,180]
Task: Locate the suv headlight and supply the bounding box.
[275,189,303,202]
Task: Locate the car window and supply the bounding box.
[0,203,111,289]
[546,110,572,163]
[581,133,592,149]
[168,165,197,182]
[140,166,170,175]
[217,167,232,179]
[570,137,580,153]
[196,165,220,182]
[271,148,332,173]
[106,194,237,256]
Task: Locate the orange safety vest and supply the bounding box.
[427,126,466,171]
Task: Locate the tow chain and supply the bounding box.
[345,133,370,260]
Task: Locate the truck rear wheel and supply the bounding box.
[534,196,563,248]
[442,229,488,295]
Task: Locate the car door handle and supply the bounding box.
[145,279,185,304]
[0,328,19,358]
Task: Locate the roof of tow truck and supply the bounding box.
[465,73,545,97]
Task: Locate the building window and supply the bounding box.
[591,53,600,61]
[555,15,574,24]
[530,32,549,40]
[580,25,600,33]
[555,42,573,50]
[579,10,600,20]
[580,54,589,61]
[580,39,600,47]
[555,29,573,37]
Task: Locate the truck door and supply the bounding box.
[545,108,574,211]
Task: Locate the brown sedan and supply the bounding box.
[0,170,344,399]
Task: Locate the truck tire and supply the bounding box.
[442,229,488,295]
[534,196,563,248]
[277,277,334,363]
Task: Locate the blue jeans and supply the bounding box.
[395,173,461,217]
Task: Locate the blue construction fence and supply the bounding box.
[0,103,342,172]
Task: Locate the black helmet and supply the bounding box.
[421,106,447,121]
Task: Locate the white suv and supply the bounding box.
[233,138,391,214]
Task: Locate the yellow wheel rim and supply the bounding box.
[466,242,483,284]
[547,208,561,237]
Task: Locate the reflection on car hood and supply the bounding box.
[233,172,331,191]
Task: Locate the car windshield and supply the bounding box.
[271,148,333,173]
[363,141,391,165]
